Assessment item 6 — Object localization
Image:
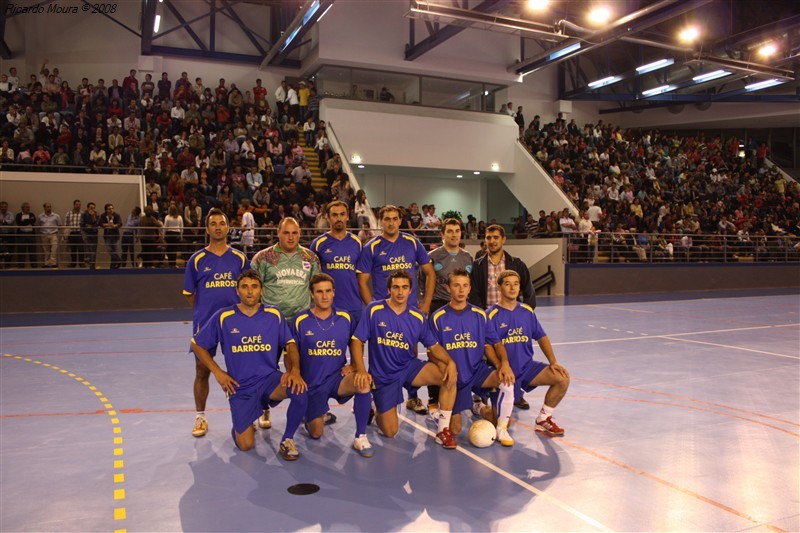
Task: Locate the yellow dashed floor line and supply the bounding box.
[3,353,128,532]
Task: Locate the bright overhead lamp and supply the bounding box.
[491,163,500,171]
[642,85,675,97]
[549,42,581,61]
[692,70,731,83]
[456,174,463,178]
[153,14,161,33]
[588,75,621,89]
[357,165,365,169]
[473,171,481,175]
[636,58,674,74]
[745,78,785,91]
[678,26,699,42]
[758,43,777,57]
[588,6,611,25]
[527,0,549,10]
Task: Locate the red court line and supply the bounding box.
[575,376,800,427]
[514,419,788,533]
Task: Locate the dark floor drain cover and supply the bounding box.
[287,483,320,495]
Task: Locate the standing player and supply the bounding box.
[183,208,248,438]
[357,205,436,415]
[425,218,474,413]
[428,269,516,445]
[251,216,320,429]
[292,273,374,457]
[310,201,364,324]
[488,270,570,438]
[350,270,459,449]
[191,270,309,460]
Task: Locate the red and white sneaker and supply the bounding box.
[535,416,565,436]
[435,427,457,449]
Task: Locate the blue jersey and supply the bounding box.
[292,308,355,389]
[352,300,438,385]
[192,304,294,390]
[487,303,546,376]
[429,304,500,385]
[183,246,248,333]
[356,232,430,307]
[310,231,363,313]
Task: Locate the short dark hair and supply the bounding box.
[486,224,505,238]
[237,269,262,288]
[205,207,228,227]
[387,270,412,290]
[443,218,462,231]
[447,268,470,286]
[310,272,335,291]
[325,200,348,216]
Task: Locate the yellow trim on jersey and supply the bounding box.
[471,307,487,320]
[264,307,283,322]
[193,251,207,271]
[370,304,385,318]
[314,236,328,251]
[401,234,418,249]
[219,309,235,327]
[231,248,247,267]
[521,304,534,314]
[370,238,383,253]
[182,290,193,296]
[336,311,352,323]
[489,308,499,320]
[409,309,424,323]
[294,313,309,331]
[349,233,363,249]
[432,308,447,329]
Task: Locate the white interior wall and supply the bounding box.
[607,102,800,130]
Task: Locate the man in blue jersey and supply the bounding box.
[292,273,374,457]
[183,208,248,438]
[310,201,364,325]
[350,270,459,449]
[488,270,570,438]
[356,205,436,415]
[191,270,309,460]
[428,269,516,445]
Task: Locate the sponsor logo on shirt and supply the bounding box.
[324,248,332,254]
[305,330,314,336]
[378,321,387,327]
[379,251,387,256]
[443,326,452,332]
[499,322,508,329]
[231,328,240,333]
[203,266,212,272]
[302,261,311,270]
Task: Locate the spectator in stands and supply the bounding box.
[101,203,123,269]
[37,202,61,268]
[80,201,100,269]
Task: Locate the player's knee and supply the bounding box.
[235,435,254,451]
[308,427,323,439]
[556,371,570,388]
[382,426,399,438]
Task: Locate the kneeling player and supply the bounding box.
[350,270,460,448]
[192,270,309,461]
[429,269,517,445]
[488,270,570,437]
[292,273,374,457]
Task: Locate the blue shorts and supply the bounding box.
[516,361,549,394]
[373,358,427,414]
[229,370,283,434]
[305,372,353,422]
[454,362,496,413]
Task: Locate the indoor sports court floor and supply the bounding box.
[1,290,798,532]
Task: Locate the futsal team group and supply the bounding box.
[184,202,570,460]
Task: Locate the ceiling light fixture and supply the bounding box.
[758,43,777,57]
[692,70,731,83]
[549,42,581,61]
[745,78,785,91]
[636,58,674,74]
[588,6,611,25]
[588,75,621,89]
[678,26,699,42]
[641,85,675,97]
[473,171,481,175]
[527,0,549,10]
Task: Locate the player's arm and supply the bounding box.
[357,272,372,305]
[419,262,435,315]
[191,341,239,395]
[536,335,568,378]
[348,337,372,390]
[485,343,515,385]
[184,292,195,307]
[280,341,307,394]
[427,343,457,387]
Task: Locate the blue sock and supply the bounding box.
[282,389,308,441]
[353,392,371,437]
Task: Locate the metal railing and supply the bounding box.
[564,231,800,264]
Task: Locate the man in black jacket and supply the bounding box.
[468,223,536,409]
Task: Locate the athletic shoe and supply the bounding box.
[515,397,530,410]
[192,416,208,437]
[352,434,374,458]
[257,409,271,429]
[496,426,514,447]
[324,412,337,425]
[471,398,486,418]
[279,438,300,461]
[406,397,428,414]
[435,427,457,449]
[535,416,565,436]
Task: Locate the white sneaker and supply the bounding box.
[471,398,486,418]
[257,409,271,429]
[353,434,374,458]
[496,426,514,447]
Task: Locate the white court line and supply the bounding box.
[0,320,190,330]
[587,304,656,314]
[661,336,799,360]
[398,414,613,532]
